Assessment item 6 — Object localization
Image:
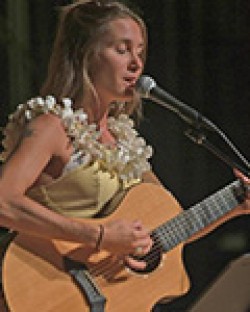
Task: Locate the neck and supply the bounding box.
[99,113,109,132]
[98,112,116,146]
[74,92,110,124]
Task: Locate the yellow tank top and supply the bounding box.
[27,161,139,218]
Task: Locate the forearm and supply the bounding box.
[0,193,99,246]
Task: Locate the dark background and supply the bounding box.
[0,1,250,311]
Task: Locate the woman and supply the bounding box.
[0,1,250,311]
[0,0,154,267]
[1,0,250,269]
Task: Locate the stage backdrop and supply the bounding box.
[0,1,249,311]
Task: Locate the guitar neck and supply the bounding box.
[153,180,243,252]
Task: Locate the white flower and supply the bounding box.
[145,146,153,158]
[62,98,72,109]
[17,104,24,111]
[74,110,88,122]
[25,110,32,120]
[35,97,45,106]
[61,108,74,119]
[136,147,144,155]
[27,100,35,108]
[45,96,56,109]
[136,137,146,147]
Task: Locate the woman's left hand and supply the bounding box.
[234,169,250,208]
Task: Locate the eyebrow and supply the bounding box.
[116,38,144,49]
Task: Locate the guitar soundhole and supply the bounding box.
[130,233,163,274]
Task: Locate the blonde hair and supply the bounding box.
[40,0,147,121]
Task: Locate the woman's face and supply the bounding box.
[90,17,145,106]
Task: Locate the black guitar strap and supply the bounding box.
[64,257,106,312]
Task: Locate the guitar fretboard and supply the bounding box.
[153,180,243,252]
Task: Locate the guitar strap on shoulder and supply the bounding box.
[64,257,106,312]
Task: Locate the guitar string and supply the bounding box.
[86,219,189,278]
[85,204,218,277]
[84,204,221,278]
[81,183,238,278]
[82,229,165,278]
[87,243,164,278]
[86,187,237,278]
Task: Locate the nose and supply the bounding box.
[128,52,143,73]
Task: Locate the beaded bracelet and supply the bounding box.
[95,224,104,251]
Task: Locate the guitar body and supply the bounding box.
[3,183,190,312]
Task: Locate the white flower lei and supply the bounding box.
[1,96,153,184]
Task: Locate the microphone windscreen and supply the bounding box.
[136,75,156,98]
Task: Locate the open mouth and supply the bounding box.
[123,77,136,87]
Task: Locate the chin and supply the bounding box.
[123,89,135,101]
[111,87,134,102]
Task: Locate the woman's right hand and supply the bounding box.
[99,219,153,270]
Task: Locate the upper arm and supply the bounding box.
[0,114,70,195]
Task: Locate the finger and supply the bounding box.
[132,233,152,245]
[134,244,151,256]
[144,238,153,253]
[132,220,143,230]
[245,186,250,199]
[133,226,151,239]
[125,256,147,271]
[133,237,153,255]
[234,169,250,183]
[134,246,144,256]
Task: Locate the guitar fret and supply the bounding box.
[156,223,178,249]
[182,210,198,237]
[158,214,190,250]
[206,201,219,221]
[206,202,218,221]
[159,226,176,247]
[191,209,203,232]
[189,207,204,232]
[166,219,182,245]
[196,203,212,227]
[177,213,192,239]
[198,202,214,225]
[183,209,196,234]
[212,192,230,216]
[207,197,222,219]
[213,192,228,215]
[170,218,184,241]
[224,188,239,211]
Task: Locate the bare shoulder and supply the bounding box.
[25,113,71,157]
[30,113,64,132]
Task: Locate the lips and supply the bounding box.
[123,76,137,87]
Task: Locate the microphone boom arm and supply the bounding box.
[149,88,217,131]
[136,75,250,177]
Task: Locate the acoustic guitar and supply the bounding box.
[2,181,248,312]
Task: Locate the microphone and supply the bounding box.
[136,75,216,131]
